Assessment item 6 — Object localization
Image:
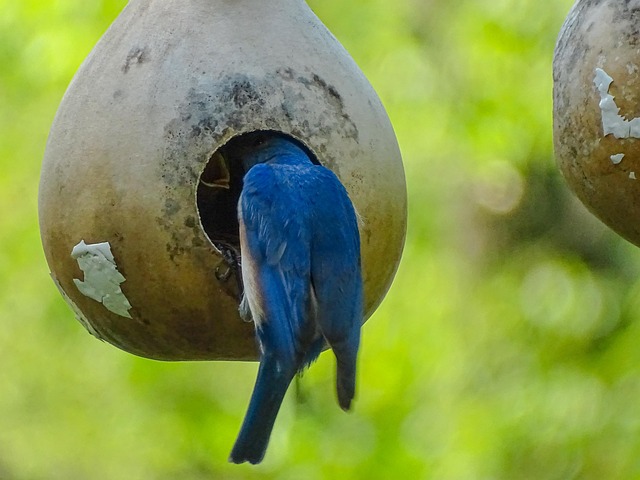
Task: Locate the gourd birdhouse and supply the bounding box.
[39,0,406,361]
[554,0,640,246]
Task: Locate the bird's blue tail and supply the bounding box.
[332,331,360,411]
[229,355,296,464]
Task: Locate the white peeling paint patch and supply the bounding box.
[71,240,133,318]
[594,68,640,138]
[610,153,625,164]
[51,275,104,340]
[631,172,637,180]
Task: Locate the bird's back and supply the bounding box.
[231,138,363,463]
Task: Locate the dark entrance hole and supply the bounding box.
[196,131,318,288]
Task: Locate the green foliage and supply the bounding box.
[5,0,640,478]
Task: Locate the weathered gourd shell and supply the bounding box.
[554,0,640,246]
[39,0,406,360]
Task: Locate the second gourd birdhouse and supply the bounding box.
[554,0,640,246]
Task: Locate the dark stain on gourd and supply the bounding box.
[122,46,150,73]
[158,69,361,271]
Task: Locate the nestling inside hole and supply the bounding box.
[197,149,243,251]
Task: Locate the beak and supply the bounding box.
[200,151,231,189]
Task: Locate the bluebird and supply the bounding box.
[228,133,363,464]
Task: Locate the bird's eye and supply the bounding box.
[252,136,266,147]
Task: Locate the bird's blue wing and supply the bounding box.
[239,163,314,363]
[309,166,363,410]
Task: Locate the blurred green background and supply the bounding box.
[4,0,640,478]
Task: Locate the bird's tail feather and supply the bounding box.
[335,348,358,411]
[330,331,360,411]
[229,357,296,464]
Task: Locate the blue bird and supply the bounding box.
[228,133,363,465]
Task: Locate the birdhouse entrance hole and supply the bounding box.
[196,131,318,273]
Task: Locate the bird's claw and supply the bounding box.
[215,263,233,282]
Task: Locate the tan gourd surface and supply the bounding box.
[554,0,640,247]
[39,0,406,361]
